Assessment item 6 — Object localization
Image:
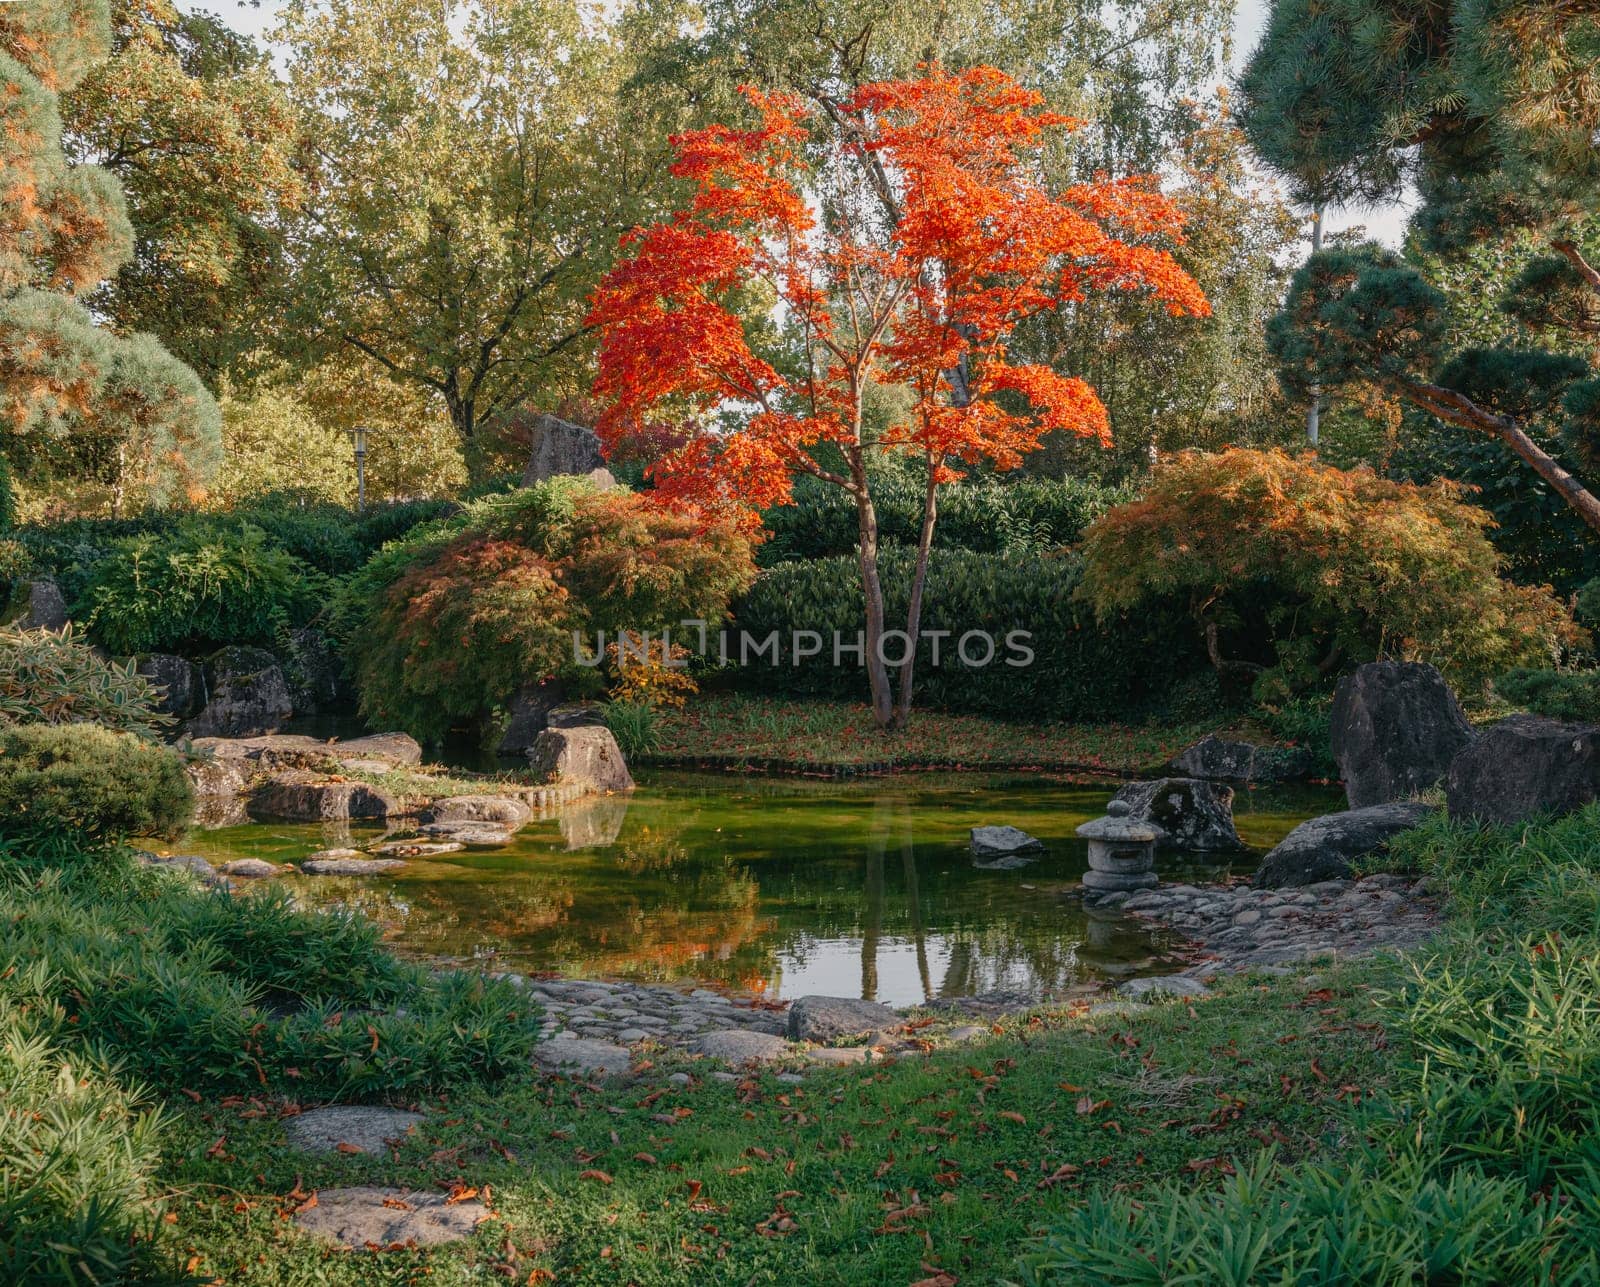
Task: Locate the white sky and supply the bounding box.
[194,0,1411,247]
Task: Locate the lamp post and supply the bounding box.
[351,424,369,513]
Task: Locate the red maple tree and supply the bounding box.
[589,66,1209,729]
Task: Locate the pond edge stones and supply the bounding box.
[1077,799,1159,893]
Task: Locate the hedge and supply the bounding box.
[732,548,1211,721]
[756,474,1135,566]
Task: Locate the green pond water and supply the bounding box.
[173,771,1340,1008]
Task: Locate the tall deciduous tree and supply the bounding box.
[278,0,682,474]
[589,68,1208,729]
[0,0,219,512]
[61,0,302,386]
[1241,0,1600,537]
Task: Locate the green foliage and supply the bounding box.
[0,850,541,1099]
[757,473,1133,565]
[211,382,356,508]
[1494,667,1600,723]
[0,624,168,736]
[0,1003,170,1287]
[1077,449,1581,698]
[602,700,659,761]
[345,480,755,741]
[1258,695,1337,776]
[736,547,1209,722]
[76,523,322,655]
[0,723,191,840]
[0,454,14,533]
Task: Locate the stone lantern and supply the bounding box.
[1077,799,1159,893]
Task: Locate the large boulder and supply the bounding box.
[1331,661,1474,808]
[336,732,423,766]
[136,654,202,719]
[250,771,403,822]
[970,825,1044,857]
[496,681,566,756]
[1446,714,1600,825]
[528,723,634,793]
[280,626,342,716]
[14,578,68,631]
[1110,778,1240,851]
[293,1186,488,1249]
[1254,802,1435,888]
[786,995,898,1043]
[520,413,605,484]
[1168,735,1312,783]
[184,647,292,739]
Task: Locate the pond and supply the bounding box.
[174,771,1340,1008]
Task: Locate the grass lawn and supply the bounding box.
[651,693,1278,774]
[159,968,1390,1285]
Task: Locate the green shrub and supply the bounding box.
[1258,695,1337,776]
[757,473,1135,566]
[0,724,192,840]
[0,538,29,587]
[345,481,755,741]
[1495,666,1600,723]
[0,1003,169,1287]
[603,700,660,760]
[0,854,541,1099]
[75,524,322,656]
[0,625,168,737]
[733,548,1210,722]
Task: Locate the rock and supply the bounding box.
[250,772,403,822]
[184,753,253,801]
[970,825,1045,856]
[137,853,217,881]
[786,995,899,1043]
[946,1025,988,1043]
[336,733,423,766]
[185,647,293,739]
[520,413,605,483]
[1118,975,1207,999]
[425,794,531,827]
[301,854,407,876]
[368,840,464,858]
[806,1046,869,1066]
[280,627,342,716]
[1331,661,1474,808]
[136,654,202,719]
[1169,735,1312,783]
[691,1029,791,1064]
[1110,778,1241,851]
[283,1106,425,1155]
[533,1037,631,1077]
[972,853,1038,871]
[1446,714,1600,825]
[219,858,281,879]
[15,578,68,631]
[190,734,335,773]
[417,823,515,848]
[293,1186,488,1249]
[528,724,634,793]
[496,681,566,756]
[1254,802,1435,888]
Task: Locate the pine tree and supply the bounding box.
[1239,0,1600,536]
[0,0,219,513]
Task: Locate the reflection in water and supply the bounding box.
[177,771,1341,1006]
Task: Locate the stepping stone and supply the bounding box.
[1117,975,1207,999]
[368,840,465,857]
[786,995,899,1042]
[284,1106,425,1155]
[425,794,531,827]
[806,1046,869,1066]
[219,858,280,879]
[293,1186,487,1249]
[139,853,217,880]
[970,825,1045,856]
[418,823,515,848]
[533,1038,631,1076]
[691,1029,791,1064]
[945,1025,988,1043]
[302,856,407,876]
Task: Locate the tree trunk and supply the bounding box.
[1306,203,1325,447]
[892,458,940,730]
[1400,376,1600,537]
[855,490,897,729]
